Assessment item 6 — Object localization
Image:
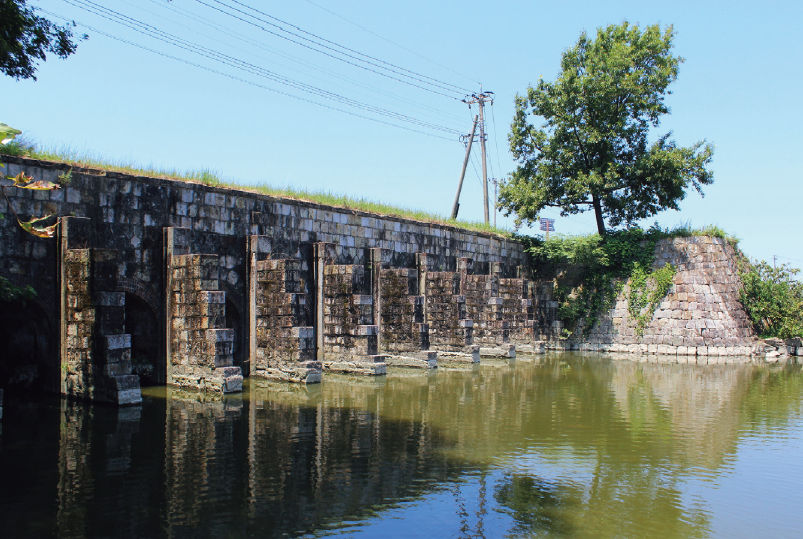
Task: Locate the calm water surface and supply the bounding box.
[1,353,802,538]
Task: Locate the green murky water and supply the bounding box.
[2,353,802,538]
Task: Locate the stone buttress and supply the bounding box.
[498,277,537,345]
[251,257,318,383]
[418,254,473,354]
[462,261,507,346]
[378,266,435,368]
[60,218,141,405]
[165,228,242,393]
[321,262,386,375]
[379,268,428,354]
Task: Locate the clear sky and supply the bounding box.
[3,0,801,267]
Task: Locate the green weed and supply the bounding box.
[0,141,509,236]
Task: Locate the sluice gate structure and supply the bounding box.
[0,156,557,405]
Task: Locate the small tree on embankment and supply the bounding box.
[500,22,714,235]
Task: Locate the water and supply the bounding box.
[1,353,802,538]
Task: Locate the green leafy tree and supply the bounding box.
[0,0,85,80]
[501,22,714,234]
[738,259,803,339]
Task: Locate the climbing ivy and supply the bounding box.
[627,262,676,335]
[523,226,677,337]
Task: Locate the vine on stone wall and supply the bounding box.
[627,263,676,335]
[523,226,681,338]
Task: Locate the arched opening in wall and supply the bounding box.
[225,298,244,373]
[124,293,159,386]
[0,299,55,393]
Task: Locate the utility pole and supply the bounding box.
[450,115,479,220]
[463,91,494,224]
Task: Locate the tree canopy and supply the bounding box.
[0,0,84,80]
[500,22,714,235]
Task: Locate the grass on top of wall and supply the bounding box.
[0,139,509,237]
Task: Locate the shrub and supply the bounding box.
[737,259,803,339]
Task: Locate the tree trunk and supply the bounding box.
[591,194,606,235]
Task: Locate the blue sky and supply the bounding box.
[3,0,801,267]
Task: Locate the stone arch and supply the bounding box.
[117,277,161,385]
[117,277,161,318]
[0,297,56,393]
[33,290,57,331]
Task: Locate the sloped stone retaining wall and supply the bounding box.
[561,236,758,357]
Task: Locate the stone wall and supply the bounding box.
[167,253,242,393]
[252,258,316,382]
[0,155,774,401]
[379,269,426,354]
[568,236,758,357]
[0,156,524,283]
[60,243,141,405]
[0,156,535,398]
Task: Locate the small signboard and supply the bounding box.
[539,218,555,239]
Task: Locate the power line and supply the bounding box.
[300,0,477,85]
[192,0,467,100]
[133,0,465,125]
[43,8,462,141]
[58,1,463,136]
[224,0,473,94]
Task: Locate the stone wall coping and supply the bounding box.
[1,155,517,243]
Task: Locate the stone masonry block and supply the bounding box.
[93,291,125,307]
[291,326,315,338]
[100,334,132,350]
[357,325,378,336]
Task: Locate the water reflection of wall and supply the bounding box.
[56,400,154,537]
[610,361,757,469]
[31,358,803,537]
[163,389,246,536]
[242,377,461,536]
[155,379,464,537]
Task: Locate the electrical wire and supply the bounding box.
[300,0,477,86]
[58,0,463,135]
[192,0,467,100]
[133,0,465,125]
[223,0,473,94]
[42,8,461,141]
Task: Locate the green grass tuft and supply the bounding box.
[657,220,739,246]
[0,140,509,236]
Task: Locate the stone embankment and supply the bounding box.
[0,155,795,406]
[0,156,550,403]
[546,236,800,363]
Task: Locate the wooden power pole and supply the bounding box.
[450,115,479,220]
[463,91,494,224]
